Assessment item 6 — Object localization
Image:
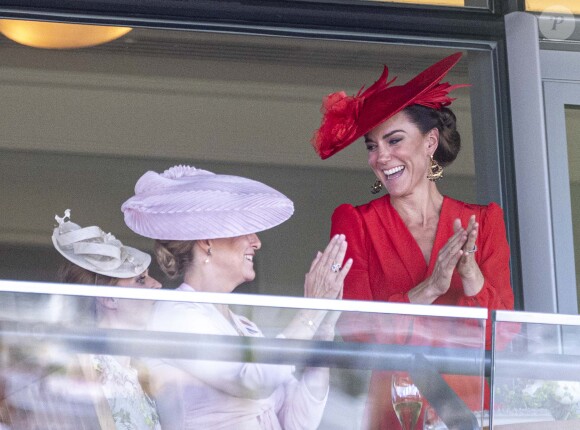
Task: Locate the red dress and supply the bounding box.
[331,195,514,429]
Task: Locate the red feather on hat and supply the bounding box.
[311,52,467,160]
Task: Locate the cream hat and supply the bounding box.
[52,209,151,278]
[121,165,295,240]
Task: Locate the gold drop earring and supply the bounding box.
[371,179,383,194]
[427,155,443,182]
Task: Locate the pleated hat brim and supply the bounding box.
[121,166,295,240]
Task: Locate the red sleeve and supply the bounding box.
[331,203,411,303]
[331,204,412,344]
[331,204,376,342]
[457,202,514,312]
[330,204,372,302]
[456,203,515,348]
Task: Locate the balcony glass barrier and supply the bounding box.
[491,311,580,429]
[0,280,486,429]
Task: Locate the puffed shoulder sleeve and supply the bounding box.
[458,202,514,313]
[331,204,373,302]
[332,204,381,343]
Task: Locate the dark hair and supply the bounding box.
[154,240,196,280]
[403,105,461,167]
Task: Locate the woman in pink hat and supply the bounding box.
[122,165,352,430]
[312,53,515,429]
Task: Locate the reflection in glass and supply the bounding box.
[0,283,488,429]
[423,405,448,430]
[392,373,423,430]
[492,316,580,427]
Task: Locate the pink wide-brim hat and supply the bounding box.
[122,165,295,240]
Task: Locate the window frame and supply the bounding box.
[0,0,522,308]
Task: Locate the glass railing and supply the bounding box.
[10,280,580,429]
[0,280,487,430]
[491,310,580,429]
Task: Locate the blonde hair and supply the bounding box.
[154,240,196,280]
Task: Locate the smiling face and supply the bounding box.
[210,233,262,290]
[365,110,437,198]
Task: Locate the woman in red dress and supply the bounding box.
[311,52,514,429]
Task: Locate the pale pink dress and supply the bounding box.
[146,283,327,430]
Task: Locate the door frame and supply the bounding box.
[507,11,580,314]
[541,50,580,315]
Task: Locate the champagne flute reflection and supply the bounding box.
[392,373,423,430]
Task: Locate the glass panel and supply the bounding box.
[0,281,486,429]
[0,23,474,297]
[491,312,580,429]
[565,106,580,313]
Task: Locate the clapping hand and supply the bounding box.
[283,235,352,341]
[304,234,353,300]
[454,216,477,274]
[454,215,484,296]
[427,225,467,297]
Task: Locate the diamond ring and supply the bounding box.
[464,245,477,255]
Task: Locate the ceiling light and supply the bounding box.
[0,20,132,49]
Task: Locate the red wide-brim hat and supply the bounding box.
[311,52,467,160]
